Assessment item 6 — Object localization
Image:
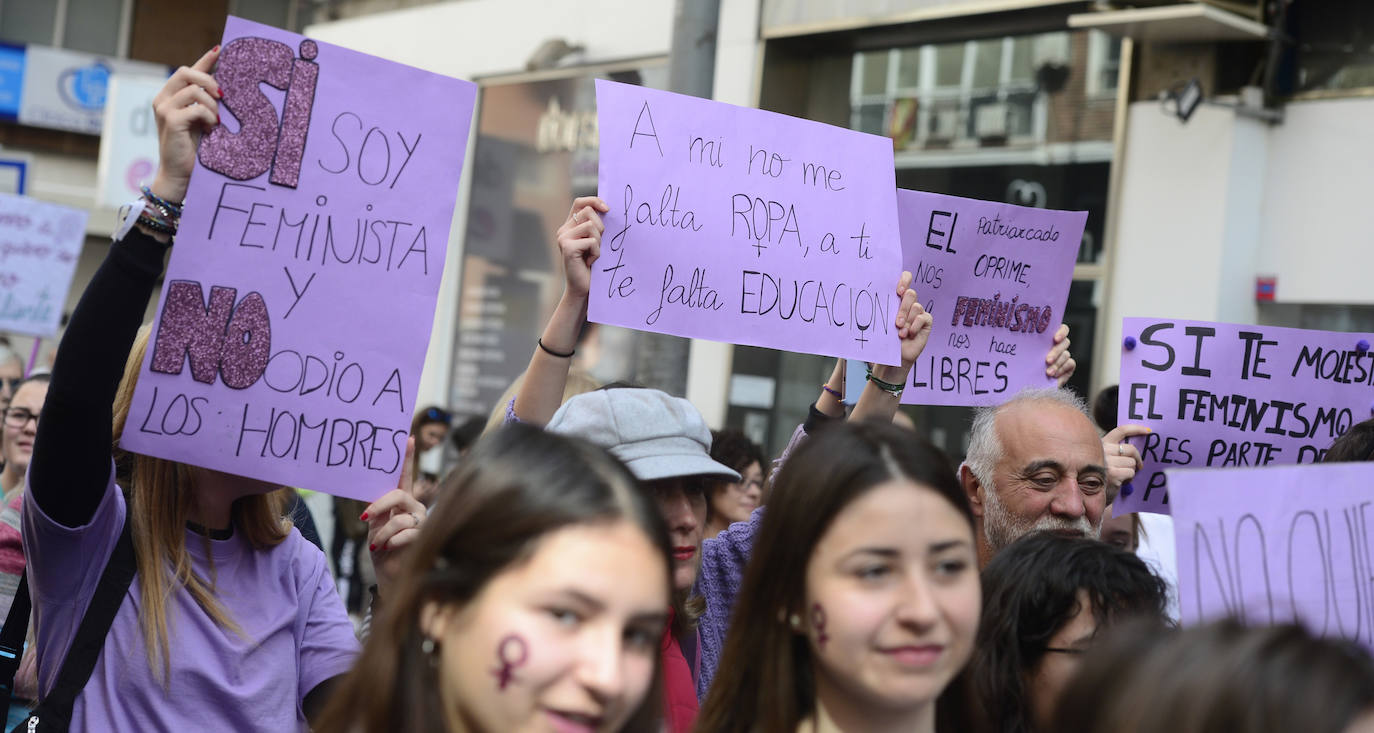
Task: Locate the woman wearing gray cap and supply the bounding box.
[506,197,934,727]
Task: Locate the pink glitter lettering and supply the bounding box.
[199,37,294,181]
[219,292,272,389]
[150,281,237,384]
[270,40,320,188]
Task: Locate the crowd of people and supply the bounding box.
[0,45,1372,733]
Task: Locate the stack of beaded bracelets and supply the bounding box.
[865,363,904,398]
[136,185,183,236]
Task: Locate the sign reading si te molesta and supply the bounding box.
[896,190,1085,406]
[590,79,903,366]
[118,17,477,501]
[1171,462,1374,648]
[1116,317,1374,515]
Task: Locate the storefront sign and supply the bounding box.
[18,45,166,134]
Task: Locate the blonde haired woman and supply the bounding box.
[22,48,419,729]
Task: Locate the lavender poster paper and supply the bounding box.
[0,193,88,337]
[1117,317,1374,515]
[898,190,1084,407]
[119,17,476,501]
[1171,462,1374,647]
[591,79,902,365]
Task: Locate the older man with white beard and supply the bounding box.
[960,388,1144,568]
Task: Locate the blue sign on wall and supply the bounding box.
[0,43,25,120]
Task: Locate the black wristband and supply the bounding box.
[537,338,575,359]
[805,402,842,433]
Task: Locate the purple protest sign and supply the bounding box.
[590,79,902,365]
[1171,462,1374,647]
[119,17,476,501]
[896,190,1085,406]
[1116,317,1374,515]
[0,193,88,337]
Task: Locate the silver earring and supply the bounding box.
[788,613,802,629]
[421,638,436,655]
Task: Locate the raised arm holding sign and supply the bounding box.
[1116,317,1374,514]
[24,39,390,730]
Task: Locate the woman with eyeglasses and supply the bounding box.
[1,374,47,503]
[955,532,1170,733]
[0,344,22,415]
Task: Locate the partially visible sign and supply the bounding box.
[18,45,166,134]
[1171,462,1374,647]
[1116,317,1374,515]
[96,75,165,207]
[0,193,88,337]
[0,44,24,120]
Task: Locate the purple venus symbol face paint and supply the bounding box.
[492,634,529,690]
[811,603,829,648]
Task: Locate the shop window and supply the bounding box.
[1086,30,1121,97]
[0,0,129,56]
[0,1,58,48]
[895,47,921,89]
[1009,36,1035,85]
[1259,303,1374,333]
[851,32,1082,153]
[972,39,1003,90]
[1289,0,1374,95]
[859,49,889,95]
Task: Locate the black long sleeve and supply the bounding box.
[29,228,168,527]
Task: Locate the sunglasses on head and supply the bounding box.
[425,407,451,424]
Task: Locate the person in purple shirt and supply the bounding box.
[23,48,419,730]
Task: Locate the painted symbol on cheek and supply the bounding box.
[492,634,529,690]
[811,603,829,649]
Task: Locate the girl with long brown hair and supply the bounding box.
[695,421,981,733]
[22,48,418,729]
[318,423,674,732]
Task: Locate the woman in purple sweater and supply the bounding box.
[23,48,419,730]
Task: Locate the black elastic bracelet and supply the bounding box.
[865,364,905,397]
[537,338,575,359]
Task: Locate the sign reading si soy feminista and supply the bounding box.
[1116,317,1374,515]
[897,190,1085,406]
[590,79,903,366]
[0,193,88,336]
[119,17,477,501]
[1171,462,1374,648]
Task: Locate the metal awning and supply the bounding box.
[1068,3,1269,43]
